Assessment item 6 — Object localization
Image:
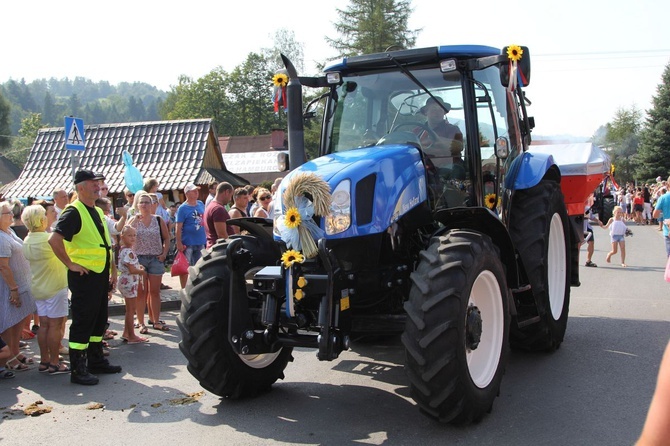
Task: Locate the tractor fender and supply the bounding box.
[433,207,520,289]
[227,217,276,242]
[505,151,561,192]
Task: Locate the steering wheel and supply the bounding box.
[390,122,438,150]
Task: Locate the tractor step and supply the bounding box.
[511,284,531,294]
[516,315,540,328]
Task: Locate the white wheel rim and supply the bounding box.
[547,212,567,320]
[466,270,504,388]
[240,350,282,369]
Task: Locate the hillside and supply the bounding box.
[1,77,168,135]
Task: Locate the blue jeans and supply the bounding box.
[183,244,205,266]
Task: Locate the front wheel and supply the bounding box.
[402,230,510,424]
[177,238,293,398]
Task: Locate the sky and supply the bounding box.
[2,0,669,139]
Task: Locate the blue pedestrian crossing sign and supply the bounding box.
[64,116,85,150]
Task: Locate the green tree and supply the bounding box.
[228,53,277,135]
[7,113,42,168]
[637,62,670,182]
[68,93,82,117]
[128,95,146,121]
[42,91,58,126]
[0,91,11,150]
[326,0,419,57]
[163,70,232,135]
[603,106,642,184]
[265,29,305,74]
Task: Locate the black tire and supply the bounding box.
[598,196,615,225]
[508,180,571,351]
[402,230,510,424]
[177,238,293,398]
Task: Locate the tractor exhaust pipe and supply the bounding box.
[281,54,307,170]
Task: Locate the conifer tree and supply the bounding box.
[636,62,670,181]
[326,0,419,57]
[0,92,10,150]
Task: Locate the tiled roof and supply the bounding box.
[3,119,248,199]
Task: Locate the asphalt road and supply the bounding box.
[1,221,669,445]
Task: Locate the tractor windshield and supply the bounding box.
[326,65,513,164]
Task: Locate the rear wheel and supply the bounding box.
[509,180,571,351]
[402,230,509,424]
[177,238,293,398]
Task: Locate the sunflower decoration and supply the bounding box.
[281,249,305,268]
[484,193,501,210]
[272,72,288,87]
[272,70,289,112]
[277,172,332,259]
[284,207,302,229]
[505,44,524,92]
[506,45,523,62]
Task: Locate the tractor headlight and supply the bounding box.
[325,180,351,235]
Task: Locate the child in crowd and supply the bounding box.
[117,226,149,343]
[602,206,628,267]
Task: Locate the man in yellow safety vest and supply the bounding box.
[49,170,120,385]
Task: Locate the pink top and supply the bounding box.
[132,215,162,256]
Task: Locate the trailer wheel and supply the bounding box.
[509,180,571,351]
[598,196,615,225]
[402,230,509,424]
[177,238,293,398]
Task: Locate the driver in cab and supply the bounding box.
[416,97,464,169]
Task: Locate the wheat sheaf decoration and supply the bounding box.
[278,172,332,260]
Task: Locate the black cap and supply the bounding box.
[74,169,105,184]
[420,97,451,114]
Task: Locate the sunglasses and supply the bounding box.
[126,193,135,197]
[101,187,108,191]
[260,195,272,201]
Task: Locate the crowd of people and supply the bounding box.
[0,170,282,384]
[613,179,667,227]
[583,177,670,268]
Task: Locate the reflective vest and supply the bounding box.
[64,200,111,273]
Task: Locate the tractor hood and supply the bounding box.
[277,145,428,239]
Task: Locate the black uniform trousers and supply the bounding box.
[68,268,109,350]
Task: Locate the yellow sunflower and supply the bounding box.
[484,193,500,210]
[272,73,288,87]
[285,207,302,229]
[506,45,523,62]
[281,249,305,268]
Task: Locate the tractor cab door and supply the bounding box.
[465,65,525,213]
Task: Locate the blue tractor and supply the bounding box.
[178,45,604,423]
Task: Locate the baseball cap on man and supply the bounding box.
[420,97,451,114]
[74,169,105,184]
[184,183,198,193]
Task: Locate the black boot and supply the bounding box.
[87,342,122,374]
[70,349,99,385]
